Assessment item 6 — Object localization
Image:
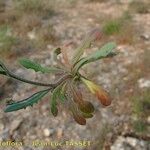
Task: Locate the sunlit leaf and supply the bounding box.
[4,89,50,112]
[19,58,62,73]
[73,42,116,72]
[72,29,102,64]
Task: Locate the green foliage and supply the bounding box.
[132,90,150,117]
[103,20,122,35]
[0,29,117,125]
[5,89,50,112]
[19,58,62,73]
[131,89,150,133]
[133,120,147,133]
[73,42,116,73]
[102,12,132,35]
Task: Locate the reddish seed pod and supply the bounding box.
[96,89,111,106]
[73,113,86,125]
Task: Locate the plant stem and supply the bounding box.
[0,61,72,87]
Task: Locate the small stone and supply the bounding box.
[57,128,63,138]
[27,31,36,40]
[43,128,54,137]
[0,129,9,140]
[126,137,138,147]
[138,78,150,88]
[147,116,150,124]
[141,34,150,41]
[0,123,4,132]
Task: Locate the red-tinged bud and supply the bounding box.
[70,103,86,125]
[73,113,86,125]
[95,88,111,106]
[81,78,111,106]
[89,28,102,41]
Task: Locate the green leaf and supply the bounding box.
[50,84,64,116]
[72,29,102,65]
[84,42,116,62]
[73,42,116,72]
[4,89,50,112]
[19,58,62,73]
[0,62,7,75]
[0,67,4,71]
[0,67,6,75]
[58,83,67,103]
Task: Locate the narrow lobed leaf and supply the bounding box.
[4,89,50,112]
[85,42,116,62]
[19,58,62,73]
[73,42,116,73]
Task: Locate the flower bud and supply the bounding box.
[81,78,111,106]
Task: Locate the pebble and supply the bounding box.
[27,31,36,40]
[0,123,4,132]
[57,128,63,138]
[0,129,9,140]
[111,136,149,150]
[138,78,150,88]
[43,128,55,137]
[141,34,150,41]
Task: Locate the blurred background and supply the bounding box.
[0,0,150,149]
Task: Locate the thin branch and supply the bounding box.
[0,61,72,87]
